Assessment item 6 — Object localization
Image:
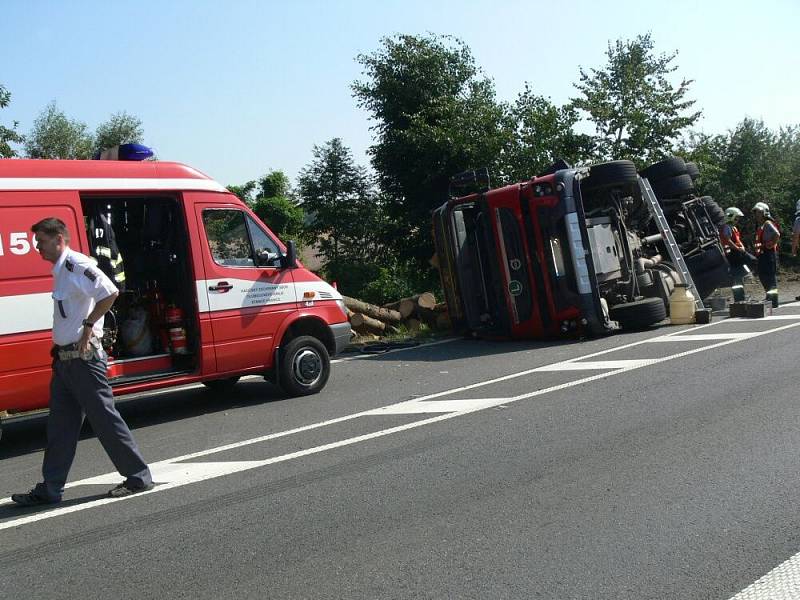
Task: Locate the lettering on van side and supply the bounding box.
[240,283,294,307]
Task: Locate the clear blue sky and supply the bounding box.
[2,0,798,187]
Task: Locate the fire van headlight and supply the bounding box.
[335,299,347,316]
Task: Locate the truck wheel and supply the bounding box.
[582,160,639,191]
[279,335,330,396]
[202,376,240,392]
[652,174,694,199]
[700,196,725,226]
[640,156,687,183]
[609,297,667,330]
[685,161,701,181]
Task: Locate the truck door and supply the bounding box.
[194,203,297,373]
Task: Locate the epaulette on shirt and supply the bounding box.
[65,259,74,272]
[83,268,97,282]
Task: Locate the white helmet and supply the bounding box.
[724,207,743,222]
[753,201,770,215]
[795,199,800,214]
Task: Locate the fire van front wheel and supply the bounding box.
[279,336,330,397]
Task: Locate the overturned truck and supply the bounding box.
[433,157,728,339]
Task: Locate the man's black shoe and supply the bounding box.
[107,481,155,498]
[11,490,61,507]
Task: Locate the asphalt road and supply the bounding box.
[2,304,800,599]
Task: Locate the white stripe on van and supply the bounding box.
[1,281,344,337]
[0,292,52,335]
[0,178,227,192]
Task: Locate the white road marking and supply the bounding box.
[533,359,657,371]
[728,549,800,599]
[649,333,759,341]
[4,315,800,530]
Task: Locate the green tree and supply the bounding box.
[25,101,93,159]
[247,169,306,243]
[681,119,800,239]
[93,111,144,156]
[571,33,701,165]
[353,34,508,265]
[504,85,593,182]
[257,170,291,199]
[226,180,257,204]
[297,138,386,264]
[0,83,24,157]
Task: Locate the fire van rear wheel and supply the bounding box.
[279,336,330,397]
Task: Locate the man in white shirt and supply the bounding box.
[11,217,153,506]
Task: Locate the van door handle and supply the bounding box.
[209,281,233,293]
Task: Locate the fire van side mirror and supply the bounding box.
[282,240,298,269]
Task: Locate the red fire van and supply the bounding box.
[0,157,351,436]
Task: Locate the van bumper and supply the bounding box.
[330,322,352,356]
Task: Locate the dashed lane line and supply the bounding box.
[2,314,800,531]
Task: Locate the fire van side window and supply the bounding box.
[245,216,282,267]
[202,209,255,267]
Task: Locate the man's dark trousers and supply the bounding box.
[757,251,778,293]
[35,354,152,501]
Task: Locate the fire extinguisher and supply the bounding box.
[165,304,189,355]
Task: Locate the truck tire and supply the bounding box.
[582,160,639,191]
[202,376,240,392]
[609,297,667,330]
[653,174,694,199]
[279,335,330,396]
[685,161,700,180]
[640,156,687,183]
[700,196,725,226]
[688,247,731,299]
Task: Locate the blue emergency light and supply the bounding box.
[94,143,154,161]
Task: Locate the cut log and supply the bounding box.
[343,296,402,324]
[384,293,436,319]
[433,302,448,313]
[383,298,415,319]
[415,292,436,310]
[350,312,386,332]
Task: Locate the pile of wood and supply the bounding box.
[344,292,451,337]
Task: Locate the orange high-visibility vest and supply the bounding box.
[755,219,781,255]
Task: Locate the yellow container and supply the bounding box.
[669,283,695,325]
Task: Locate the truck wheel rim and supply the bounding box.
[293,349,322,386]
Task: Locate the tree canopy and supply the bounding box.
[94,111,144,156]
[25,101,94,159]
[353,34,509,265]
[571,33,701,165]
[297,138,386,264]
[0,83,24,158]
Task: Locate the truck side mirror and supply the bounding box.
[282,240,298,269]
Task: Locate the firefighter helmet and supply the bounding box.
[724,207,744,223]
[753,201,770,215]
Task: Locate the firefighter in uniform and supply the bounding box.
[753,202,781,308]
[719,207,752,302]
[11,217,153,506]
